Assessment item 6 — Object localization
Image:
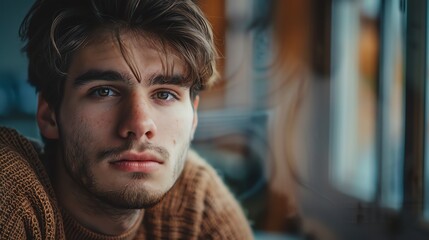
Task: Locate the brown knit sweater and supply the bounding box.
[0,127,253,239]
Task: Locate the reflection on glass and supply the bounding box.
[330,0,380,201]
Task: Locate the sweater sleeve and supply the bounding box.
[0,127,64,240]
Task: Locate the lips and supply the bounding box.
[109,151,164,173]
[116,152,164,163]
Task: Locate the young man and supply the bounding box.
[0,0,253,239]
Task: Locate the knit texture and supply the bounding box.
[0,127,253,239]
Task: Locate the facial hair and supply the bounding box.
[59,122,190,209]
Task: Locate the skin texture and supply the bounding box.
[37,31,199,235]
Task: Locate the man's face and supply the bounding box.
[52,32,198,209]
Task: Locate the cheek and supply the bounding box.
[61,102,113,129]
[156,111,194,143]
[59,112,106,146]
[168,117,192,135]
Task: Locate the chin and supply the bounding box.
[92,182,170,209]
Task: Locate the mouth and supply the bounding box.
[109,151,164,173]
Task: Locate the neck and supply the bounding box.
[52,157,143,236]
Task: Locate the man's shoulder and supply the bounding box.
[0,126,45,176]
[0,126,52,200]
[0,126,56,207]
[0,126,63,239]
[0,126,22,146]
[0,126,43,159]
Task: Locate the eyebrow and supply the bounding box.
[73,69,189,87]
[73,70,133,86]
[148,74,190,87]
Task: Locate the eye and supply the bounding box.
[155,91,177,101]
[90,87,118,97]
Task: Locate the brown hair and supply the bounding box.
[20,0,218,109]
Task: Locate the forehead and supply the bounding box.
[67,30,186,83]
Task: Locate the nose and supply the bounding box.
[117,92,157,140]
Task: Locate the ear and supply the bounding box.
[190,96,199,140]
[37,94,59,139]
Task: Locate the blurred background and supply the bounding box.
[1,0,429,239]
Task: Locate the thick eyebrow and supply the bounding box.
[148,74,190,87]
[73,70,133,86]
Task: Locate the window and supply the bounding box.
[331,0,405,210]
[378,0,405,211]
[330,0,381,201]
[328,0,429,238]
